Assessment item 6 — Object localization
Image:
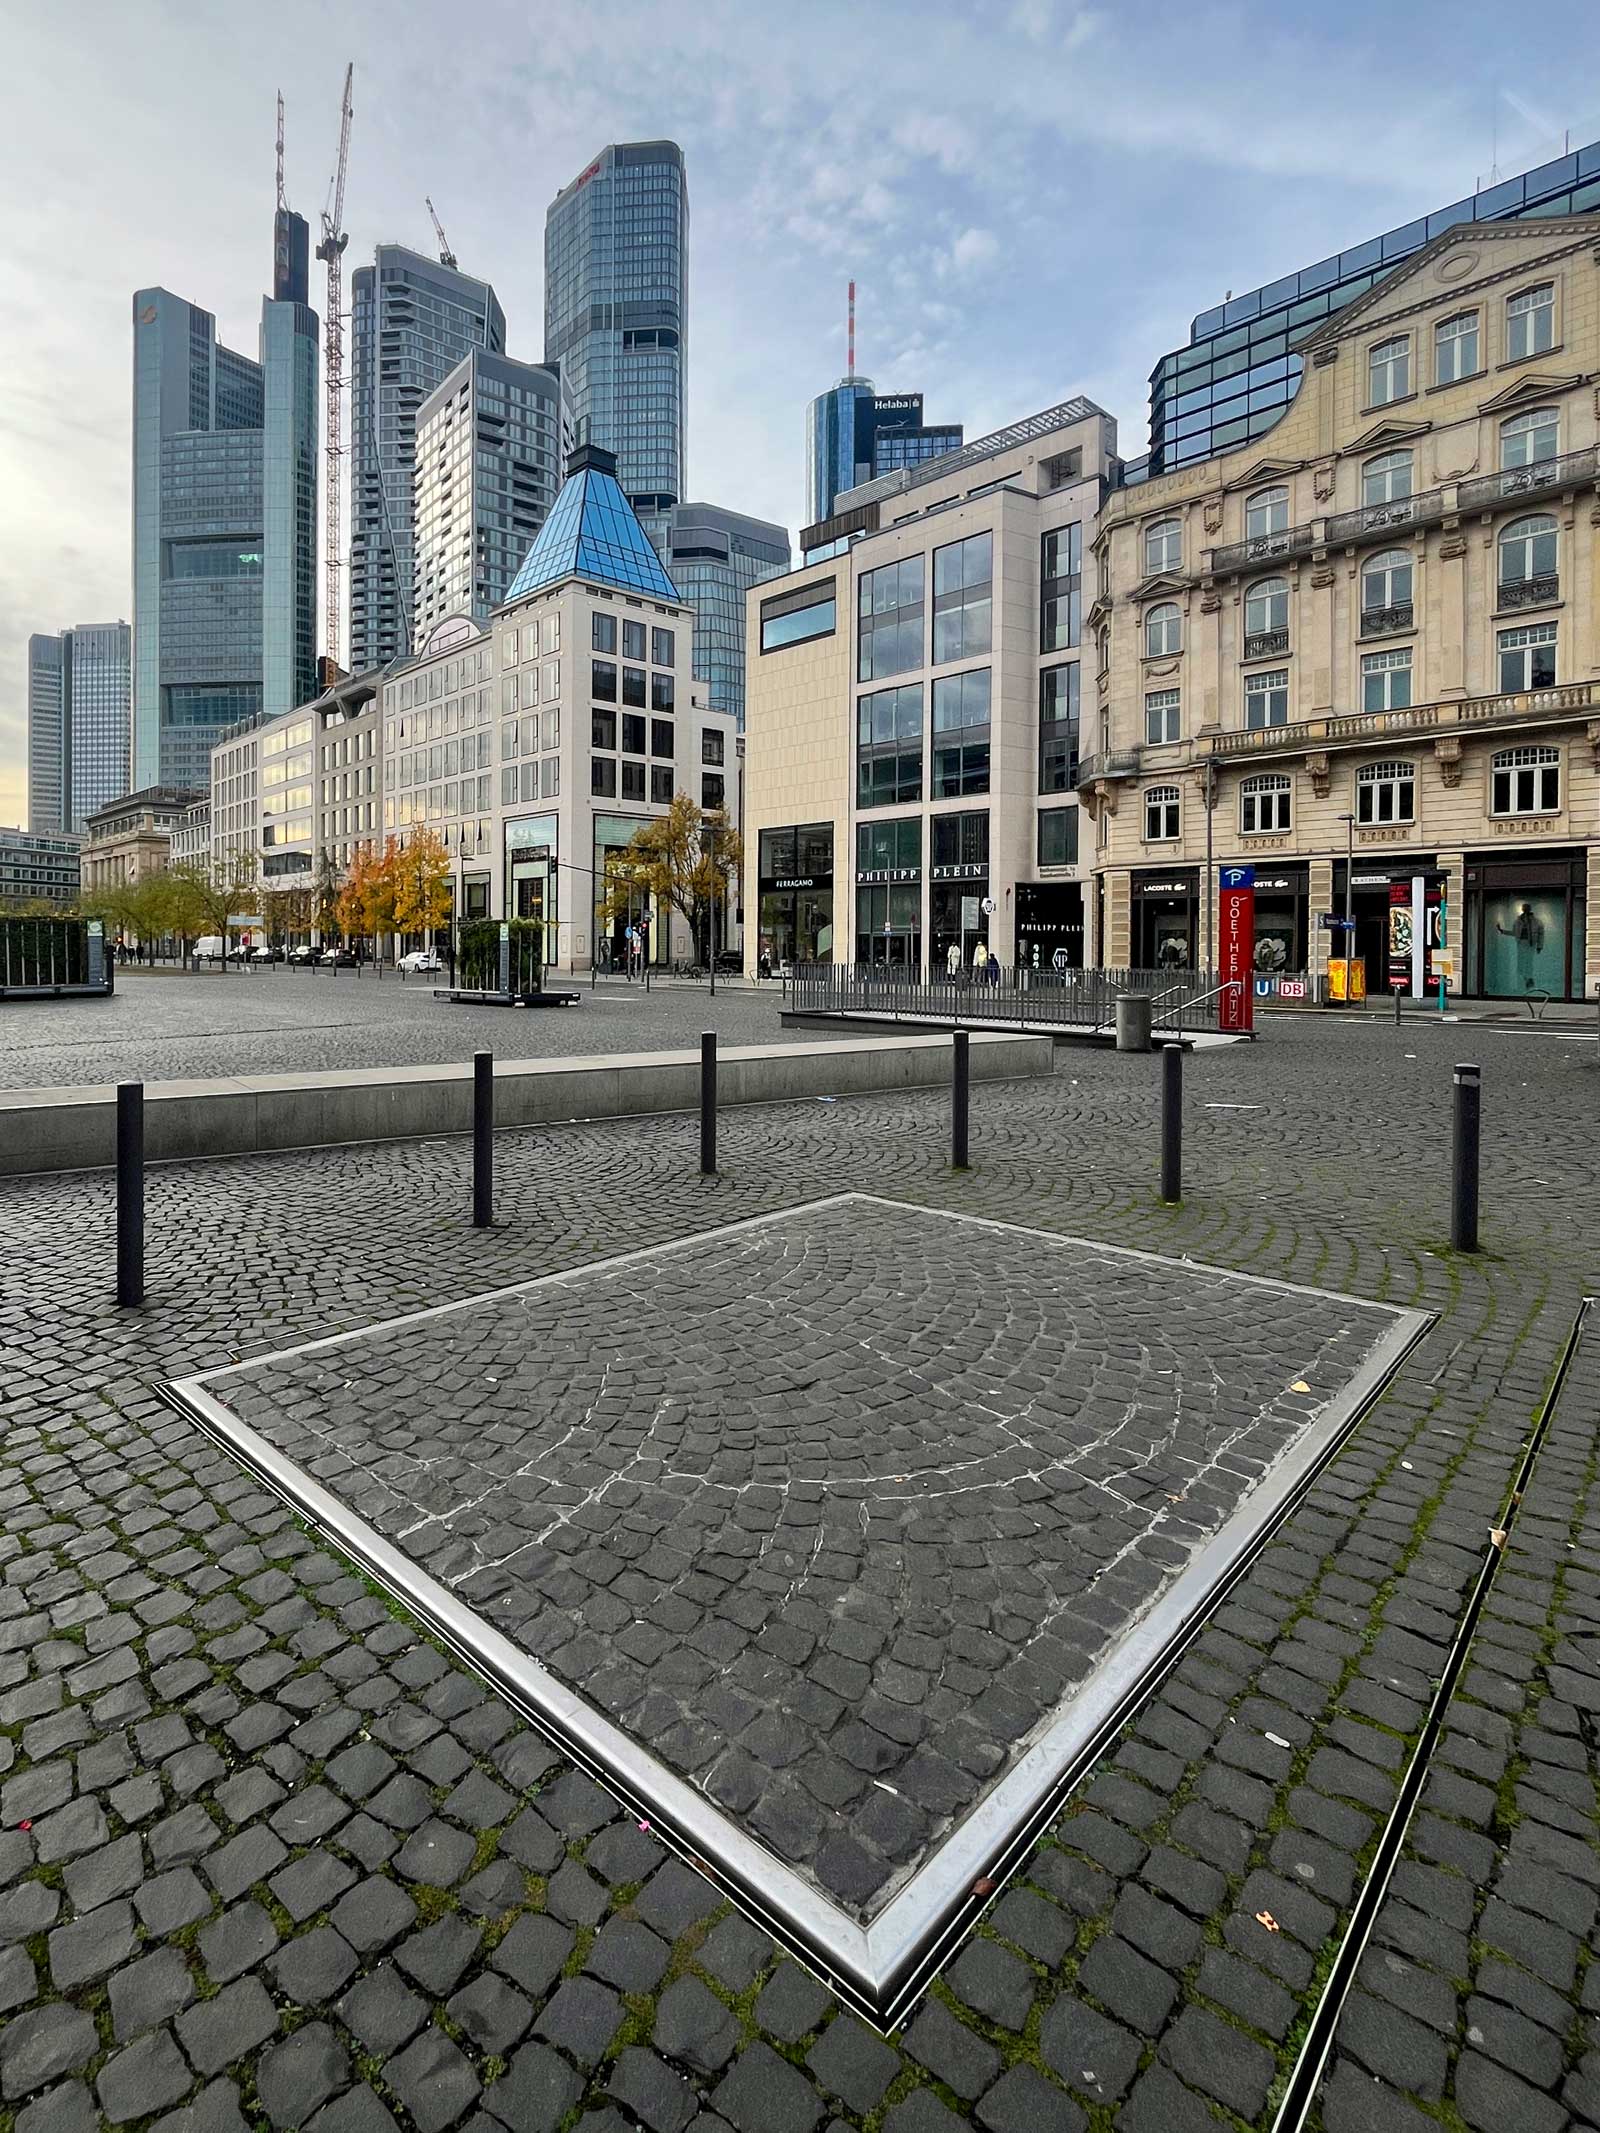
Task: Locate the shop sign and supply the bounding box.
[1219,864,1255,1034]
[764,875,820,892]
[1132,877,1195,897]
[855,866,919,884]
[930,862,987,881]
[1254,975,1307,999]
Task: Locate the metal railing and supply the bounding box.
[1206,674,1595,761]
[790,962,1231,1031]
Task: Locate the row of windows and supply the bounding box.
[590,659,674,712]
[1369,281,1554,406]
[591,613,674,664]
[1142,743,1565,843]
[587,760,724,810]
[1140,407,1567,573]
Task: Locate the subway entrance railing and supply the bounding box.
[789,961,1230,1033]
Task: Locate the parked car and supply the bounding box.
[287,944,317,964]
[317,946,358,967]
[248,945,277,963]
[714,949,743,974]
[398,949,443,974]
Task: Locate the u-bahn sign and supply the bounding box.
[1219,865,1255,1033]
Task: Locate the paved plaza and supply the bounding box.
[1,1011,1598,2131]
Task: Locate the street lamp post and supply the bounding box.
[1340,811,1355,1005]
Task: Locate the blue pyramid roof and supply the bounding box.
[504,453,680,605]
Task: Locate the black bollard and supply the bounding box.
[473,1051,493,1227]
[700,1031,717,1175]
[1451,1061,1481,1252]
[952,1028,970,1170]
[1160,1043,1183,1204]
[117,1081,144,1306]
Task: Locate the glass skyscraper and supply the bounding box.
[414,350,570,636]
[131,233,318,791]
[349,247,506,672]
[1139,138,1600,479]
[805,381,962,528]
[664,504,790,729]
[544,142,687,552]
[28,622,132,834]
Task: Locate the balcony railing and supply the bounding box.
[1497,574,1560,611]
[1243,628,1290,660]
[1075,747,1141,788]
[1203,676,1595,761]
[1360,602,1414,637]
[1202,445,1598,578]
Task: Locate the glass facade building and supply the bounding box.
[664,503,790,728]
[544,142,687,552]
[414,350,569,636]
[131,244,318,792]
[349,247,506,672]
[26,634,68,834]
[805,381,962,527]
[505,443,681,606]
[1139,139,1600,479]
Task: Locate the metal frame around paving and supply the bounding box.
[166,1192,1432,2025]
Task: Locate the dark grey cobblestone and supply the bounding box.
[1,1013,1596,2130]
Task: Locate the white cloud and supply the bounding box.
[946,227,999,276]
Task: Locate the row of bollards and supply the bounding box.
[108,1040,1489,1306]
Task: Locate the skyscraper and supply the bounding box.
[544,142,688,550]
[131,229,318,791]
[1139,136,1600,478]
[413,350,570,637]
[806,382,963,528]
[664,504,790,729]
[28,623,132,834]
[348,246,505,672]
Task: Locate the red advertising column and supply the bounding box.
[1218,865,1255,1032]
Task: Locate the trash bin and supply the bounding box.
[1115,993,1153,1053]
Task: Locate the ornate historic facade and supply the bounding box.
[1091,217,1600,1001]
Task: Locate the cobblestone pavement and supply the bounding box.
[1,1013,1597,2132]
[0,975,781,1091]
[202,1197,1399,1930]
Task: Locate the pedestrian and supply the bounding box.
[987,949,1002,988]
[946,940,961,981]
[973,941,989,983]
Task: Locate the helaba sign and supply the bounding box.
[1219,865,1255,1033]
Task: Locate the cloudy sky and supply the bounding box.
[3,0,1598,823]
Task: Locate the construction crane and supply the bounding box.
[315,63,353,677]
[425,197,457,271]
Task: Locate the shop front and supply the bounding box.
[594,812,658,969]
[854,816,921,968]
[504,813,559,964]
[1464,850,1588,1002]
[1132,870,1199,970]
[1333,857,1439,997]
[1241,863,1309,976]
[757,823,835,972]
[1016,881,1085,972]
[929,810,990,971]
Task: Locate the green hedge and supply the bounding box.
[455,918,542,991]
[1,915,90,987]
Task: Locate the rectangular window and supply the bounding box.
[621,714,646,756]
[1506,284,1554,360]
[1491,747,1560,815]
[1039,663,1080,793]
[591,757,617,797]
[855,816,921,879]
[592,708,616,750]
[623,620,646,661]
[544,659,560,701]
[592,612,617,654]
[1368,336,1410,404]
[931,667,992,798]
[651,719,675,758]
[651,671,674,712]
[702,773,725,810]
[652,627,675,665]
[501,672,518,716]
[761,580,836,654]
[1498,624,1557,693]
[621,761,646,802]
[1244,668,1290,729]
[932,532,992,664]
[1145,687,1181,745]
[1040,522,1082,652]
[1434,311,1479,382]
[651,766,674,803]
[519,761,537,803]
[1357,764,1414,824]
[857,557,925,681]
[701,730,724,765]
[622,666,647,709]
[1240,778,1291,834]
[1361,648,1413,713]
[591,658,617,702]
[541,708,559,751]
[1037,807,1079,868]
[931,811,989,874]
[856,682,923,807]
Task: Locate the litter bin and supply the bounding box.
[1115,992,1153,1053]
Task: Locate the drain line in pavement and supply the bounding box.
[1270,1294,1594,2133]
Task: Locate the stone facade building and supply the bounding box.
[1090,216,1600,1001]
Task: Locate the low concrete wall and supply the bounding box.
[0,1031,1053,1176]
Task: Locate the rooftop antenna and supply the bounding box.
[275,91,286,212]
[847,280,856,378]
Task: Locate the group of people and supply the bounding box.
[946,939,1005,987]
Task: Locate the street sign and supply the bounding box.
[1219,870,1256,1033]
[1052,947,1070,972]
[980,896,996,915]
[961,895,979,931]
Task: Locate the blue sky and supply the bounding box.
[3,0,1598,819]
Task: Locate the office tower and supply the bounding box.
[131,231,318,791]
[806,383,963,528]
[664,503,790,728]
[28,624,132,834]
[544,142,687,549]
[1141,137,1600,478]
[348,246,505,671]
[414,350,569,637]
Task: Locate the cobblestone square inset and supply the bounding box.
[175,1194,1421,2007]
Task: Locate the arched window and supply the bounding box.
[1501,409,1559,470]
[1240,773,1291,835]
[1362,450,1413,508]
[1245,487,1289,543]
[1360,548,1413,632]
[1144,603,1181,657]
[1491,745,1560,816]
[1497,514,1557,600]
[1143,785,1180,841]
[1244,576,1289,645]
[1143,519,1182,575]
[1356,760,1415,825]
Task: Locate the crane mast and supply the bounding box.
[425,198,457,271]
[315,64,353,676]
